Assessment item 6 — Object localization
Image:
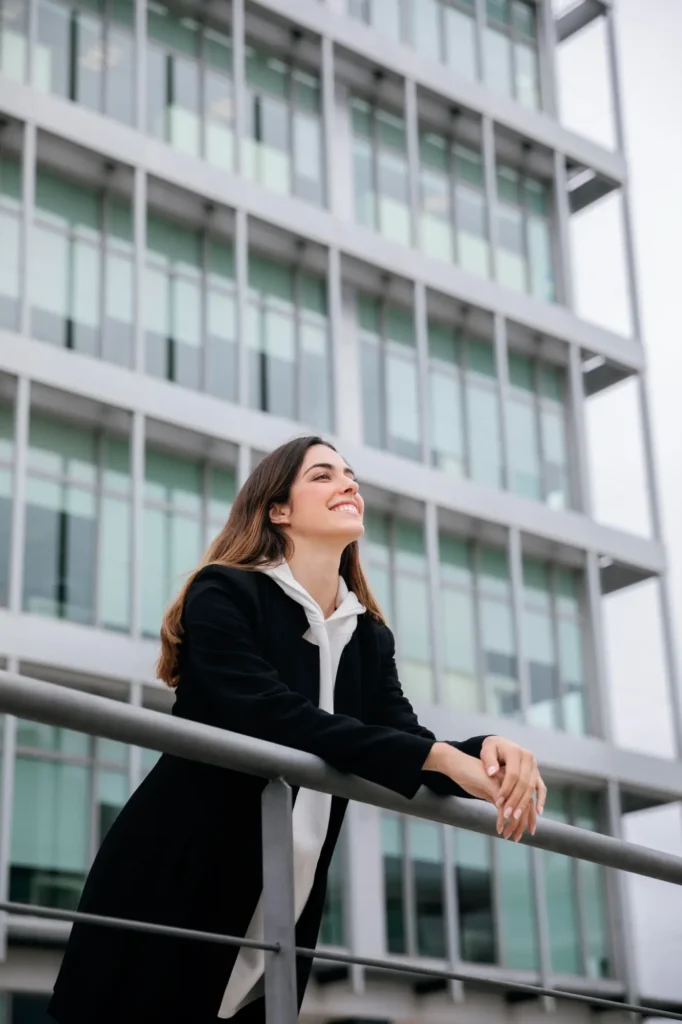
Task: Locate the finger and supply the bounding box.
[511,801,537,842]
[495,749,522,807]
[479,739,501,778]
[536,774,547,815]
[501,756,537,822]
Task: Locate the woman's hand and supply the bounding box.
[479,736,546,839]
[423,742,502,805]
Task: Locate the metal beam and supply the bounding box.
[556,0,607,43]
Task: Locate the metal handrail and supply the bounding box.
[1,668,682,1021]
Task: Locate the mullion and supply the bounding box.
[549,563,565,731]
[93,430,105,628]
[460,334,473,480]
[471,540,488,714]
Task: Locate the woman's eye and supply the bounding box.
[315,473,330,481]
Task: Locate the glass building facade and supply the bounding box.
[0,0,677,1021]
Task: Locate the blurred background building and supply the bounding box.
[0,0,680,1021]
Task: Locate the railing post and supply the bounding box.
[261,778,298,1024]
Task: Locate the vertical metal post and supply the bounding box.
[508,527,531,720]
[567,344,591,517]
[606,779,639,1017]
[529,846,556,1013]
[552,150,575,311]
[232,0,246,177]
[235,207,249,409]
[585,551,611,743]
[0,663,18,964]
[127,680,143,795]
[403,77,420,250]
[26,0,38,85]
[442,826,464,1003]
[321,34,336,215]
[19,121,36,339]
[538,0,559,118]
[493,312,511,491]
[261,779,298,1024]
[481,116,499,281]
[134,0,147,132]
[425,502,444,706]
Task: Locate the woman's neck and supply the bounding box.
[286,546,341,619]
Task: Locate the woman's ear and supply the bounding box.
[269,503,291,526]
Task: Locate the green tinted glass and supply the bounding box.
[300,272,327,316]
[428,322,460,364]
[351,97,372,138]
[0,155,22,201]
[467,338,496,377]
[385,304,414,348]
[249,253,294,303]
[36,169,100,231]
[147,214,201,268]
[509,351,534,391]
[420,132,448,171]
[377,109,406,151]
[357,293,380,334]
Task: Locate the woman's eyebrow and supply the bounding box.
[305,462,356,479]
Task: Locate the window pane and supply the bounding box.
[441,587,479,712]
[361,339,383,450]
[386,355,420,460]
[103,250,134,367]
[444,5,477,80]
[497,206,527,292]
[542,406,569,509]
[559,619,588,735]
[395,575,432,703]
[455,185,489,277]
[429,369,464,475]
[99,495,131,632]
[0,406,11,607]
[168,55,200,156]
[415,0,440,62]
[171,277,202,389]
[105,26,135,124]
[16,721,88,756]
[378,150,410,245]
[23,477,97,625]
[466,382,502,488]
[509,398,542,499]
[0,207,21,329]
[35,0,70,98]
[11,757,89,910]
[528,213,555,302]
[372,0,402,42]
[524,607,559,728]
[0,0,29,82]
[382,814,406,954]
[575,794,611,978]
[301,322,332,431]
[354,136,376,229]
[142,506,201,638]
[481,598,519,717]
[30,225,69,346]
[97,769,127,844]
[75,10,104,112]
[205,69,235,170]
[420,167,452,262]
[515,40,540,109]
[412,820,445,958]
[498,841,538,969]
[454,828,496,963]
[206,290,237,402]
[545,851,581,972]
[293,112,323,205]
[485,28,512,97]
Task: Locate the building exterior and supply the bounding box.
[0,0,680,1021]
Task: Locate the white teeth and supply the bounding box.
[331,504,358,513]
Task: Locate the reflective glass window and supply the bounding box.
[496,165,555,302]
[485,0,540,110]
[382,813,406,954]
[411,819,446,958]
[0,400,12,607]
[454,828,495,963]
[351,98,410,245]
[0,152,22,330]
[23,415,131,631]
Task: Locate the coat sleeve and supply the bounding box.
[368,624,491,799]
[176,567,437,799]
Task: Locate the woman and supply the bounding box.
[48,435,546,1024]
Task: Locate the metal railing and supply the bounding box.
[1,668,682,1022]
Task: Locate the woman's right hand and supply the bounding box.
[423,742,532,839]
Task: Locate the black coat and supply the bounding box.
[48,565,488,1024]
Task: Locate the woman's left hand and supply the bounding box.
[479,736,547,841]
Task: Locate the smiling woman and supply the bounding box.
[47,435,545,1024]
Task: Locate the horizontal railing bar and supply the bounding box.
[0,901,278,952]
[2,899,680,1019]
[299,948,682,1020]
[2,670,682,886]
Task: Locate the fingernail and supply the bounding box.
[514,808,522,821]
[504,807,512,820]
[488,765,498,776]
[496,797,504,808]
[514,835,521,843]
[538,806,544,815]
[530,826,536,836]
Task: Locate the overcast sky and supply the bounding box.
[556,0,682,1002]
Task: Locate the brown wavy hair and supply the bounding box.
[156,435,385,688]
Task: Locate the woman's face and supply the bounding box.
[271,444,364,545]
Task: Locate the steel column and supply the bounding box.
[261,778,298,1024]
